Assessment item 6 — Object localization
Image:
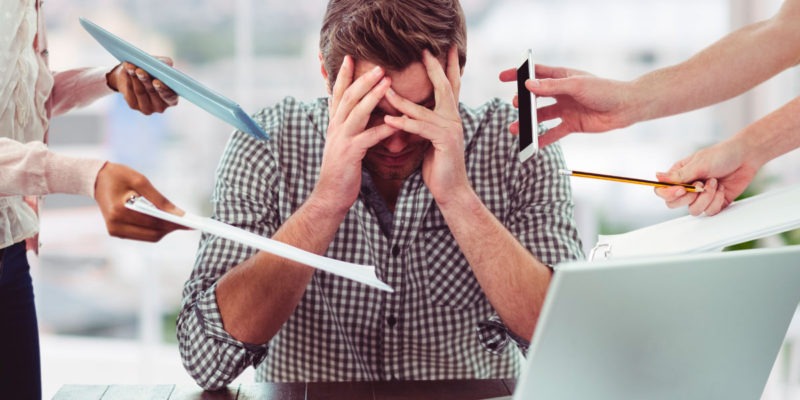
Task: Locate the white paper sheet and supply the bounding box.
[125,196,393,292]
[590,183,800,261]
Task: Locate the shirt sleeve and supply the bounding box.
[0,138,105,197]
[48,67,114,117]
[177,110,284,390]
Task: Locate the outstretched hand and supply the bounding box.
[498,64,635,147]
[94,162,187,242]
[653,140,758,216]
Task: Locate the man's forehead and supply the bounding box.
[353,59,436,104]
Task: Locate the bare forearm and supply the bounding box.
[631,4,800,122]
[436,187,551,340]
[734,96,800,168]
[215,194,348,344]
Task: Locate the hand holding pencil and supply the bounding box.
[652,141,759,216]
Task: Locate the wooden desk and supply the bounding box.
[53,379,516,399]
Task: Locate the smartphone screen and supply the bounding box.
[517,49,538,162]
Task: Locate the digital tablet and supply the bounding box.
[80,17,269,141]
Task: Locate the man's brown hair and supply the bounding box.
[319,0,467,90]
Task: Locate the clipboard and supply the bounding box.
[589,183,800,260]
[125,196,393,292]
[80,17,269,141]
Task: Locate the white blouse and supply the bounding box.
[0,0,110,250]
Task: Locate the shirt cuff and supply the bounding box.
[43,152,106,197]
[476,314,530,355]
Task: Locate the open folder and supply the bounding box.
[80,17,269,141]
[590,183,800,261]
[125,196,393,292]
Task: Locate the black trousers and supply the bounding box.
[0,241,41,400]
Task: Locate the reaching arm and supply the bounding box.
[0,138,183,240]
[499,0,800,146]
[655,95,800,216]
[630,0,800,122]
[50,60,178,118]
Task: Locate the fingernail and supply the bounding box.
[529,79,541,87]
[371,65,383,76]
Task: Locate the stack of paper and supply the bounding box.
[590,183,800,261]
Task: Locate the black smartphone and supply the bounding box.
[517,49,538,162]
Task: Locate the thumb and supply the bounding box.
[526,77,578,97]
[136,180,185,217]
[155,56,174,67]
[656,160,698,184]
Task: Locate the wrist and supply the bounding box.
[434,185,481,215]
[620,79,650,127]
[105,65,120,92]
[304,189,351,222]
[730,129,769,171]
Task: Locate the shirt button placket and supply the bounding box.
[384,242,402,380]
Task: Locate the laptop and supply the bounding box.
[501,245,800,400]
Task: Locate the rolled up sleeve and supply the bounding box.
[177,272,268,390]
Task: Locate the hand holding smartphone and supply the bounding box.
[517,49,538,162]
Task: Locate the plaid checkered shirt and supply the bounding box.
[177,97,584,390]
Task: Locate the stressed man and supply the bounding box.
[178,0,583,390]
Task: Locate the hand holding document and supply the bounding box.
[125,196,393,292]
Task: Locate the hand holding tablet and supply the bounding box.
[80,17,269,141]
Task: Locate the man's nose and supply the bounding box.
[382,131,410,153]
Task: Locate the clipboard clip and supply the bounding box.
[126,194,155,209]
[589,243,612,261]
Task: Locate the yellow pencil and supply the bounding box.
[559,169,704,193]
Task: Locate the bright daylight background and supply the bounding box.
[34,0,800,398]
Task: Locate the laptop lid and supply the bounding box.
[513,245,800,400]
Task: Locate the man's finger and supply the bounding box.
[445,46,461,101]
[330,55,354,118]
[334,64,385,125]
[421,50,458,116]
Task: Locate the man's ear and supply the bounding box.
[319,52,331,94]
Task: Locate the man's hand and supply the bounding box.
[315,55,396,211]
[94,162,186,241]
[383,47,467,205]
[498,64,634,148]
[106,58,179,115]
